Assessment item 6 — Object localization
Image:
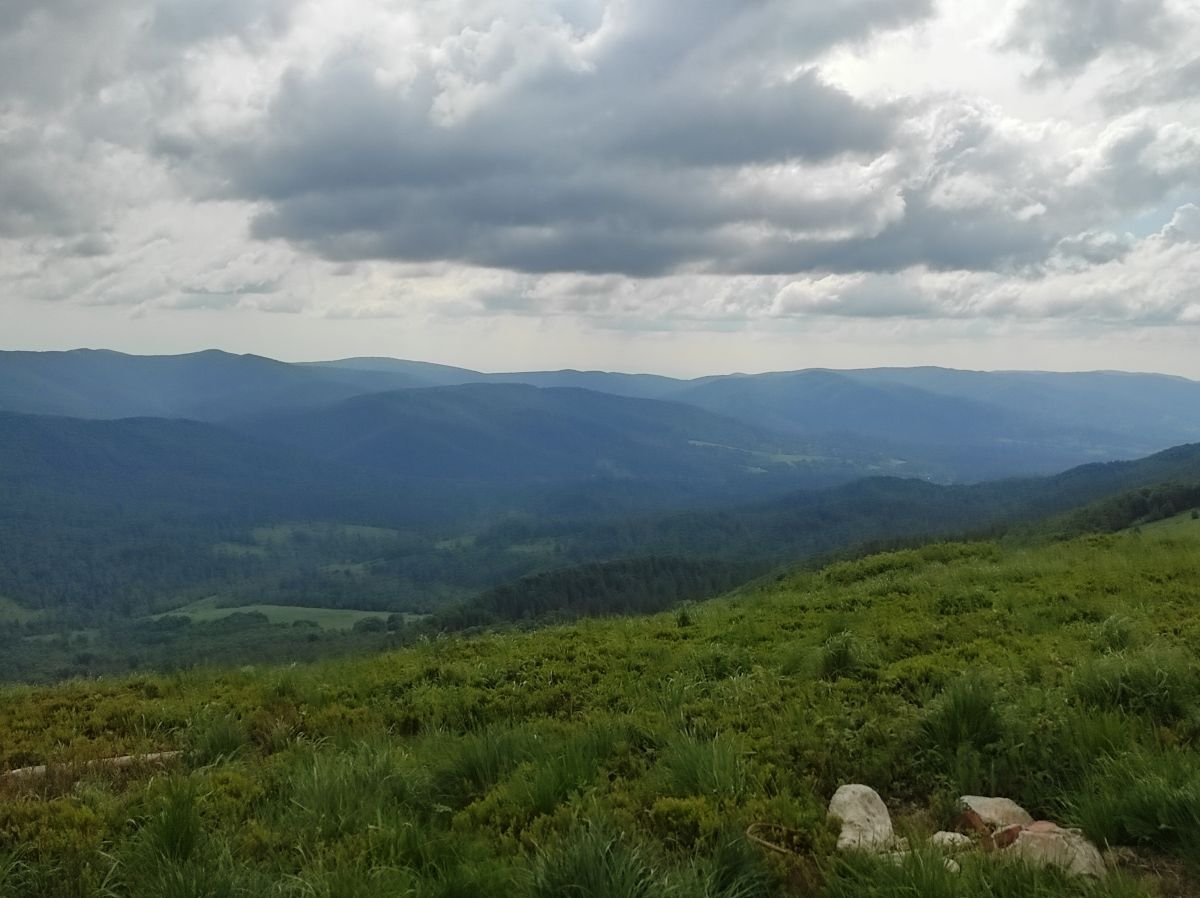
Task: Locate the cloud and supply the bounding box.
[1,0,1199,349]
[193,2,931,279]
[1002,0,1178,80]
[1160,204,1200,244]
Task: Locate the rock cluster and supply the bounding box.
[827,785,1106,879]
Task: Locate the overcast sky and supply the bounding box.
[2,0,1199,376]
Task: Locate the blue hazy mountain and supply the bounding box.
[5,349,1200,481]
[231,382,907,486]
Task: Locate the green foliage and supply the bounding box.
[4,522,1200,896]
[659,733,749,800]
[921,677,1003,756]
[530,823,669,898]
[187,711,248,766]
[825,850,1147,898]
[1072,649,1199,723]
[1067,750,1200,852]
[1093,615,1138,653]
[817,631,874,681]
[0,850,28,898]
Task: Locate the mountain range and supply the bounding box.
[5,349,1200,484]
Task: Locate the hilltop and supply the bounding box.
[3,515,1200,897]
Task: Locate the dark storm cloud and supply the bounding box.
[3,0,1200,331]
[1003,0,1178,80]
[194,1,953,278]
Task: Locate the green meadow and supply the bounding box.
[157,598,422,631]
[3,517,1200,896]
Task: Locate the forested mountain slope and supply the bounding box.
[232,382,906,484]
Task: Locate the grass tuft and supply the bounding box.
[1073,649,1199,723]
[186,710,248,766]
[1066,749,1200,852]
[659,732,749,800]
[921,676,1003,756]
[530,823,669,898]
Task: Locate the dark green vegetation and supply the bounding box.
[6,348,1200,686]
[5,383,1200,682]
[4,517,1200,896]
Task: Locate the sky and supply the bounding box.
[2,0,1199,377]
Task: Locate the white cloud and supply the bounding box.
[0,0,1199,374]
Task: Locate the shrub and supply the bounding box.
[647,796,721,849]
[934,591,990,616]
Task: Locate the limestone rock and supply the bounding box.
[959,795,1034,829]
[828,784,895,853]
[931,831,973,853]
[1005,826,1106,878]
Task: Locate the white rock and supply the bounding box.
[959,795,1034,829]
[828,784,895,853]
[1006,827,1106,878]
[931,831,973,852]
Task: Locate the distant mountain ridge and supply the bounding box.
[4,348,1200,481]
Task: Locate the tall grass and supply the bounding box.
[1073,649,1199,723]
[1093,615,1138,653]
[530,823,669,898]
[659,732,749,800]
[824,850,1148,898]
[0,850,27,898]
[140,781,203,864]
[690,832,775,898]
[186,710,249,766]
[1066,749,1200,853]
[432,725,536,808]
[818,631,873,681]
[921,677,1003,755]
[515,724,619,816]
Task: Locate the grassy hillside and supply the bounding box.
[3,519,1200,896]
